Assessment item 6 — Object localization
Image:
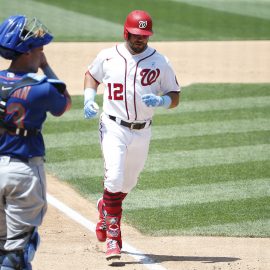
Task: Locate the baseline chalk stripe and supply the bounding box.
[47,193,167,270]
[47,193,96,232]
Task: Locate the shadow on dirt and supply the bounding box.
[108,251,241,267]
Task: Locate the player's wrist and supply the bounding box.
[160,95,172,108]
[84,87,96,104]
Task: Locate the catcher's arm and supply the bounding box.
[40,52,71,111]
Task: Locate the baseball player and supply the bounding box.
[0,15,71,270]
[84,10,180,260]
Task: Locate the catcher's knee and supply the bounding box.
[1,250,31,270]
[24,228,40,263]
[1,228,40,270]
[0,249,6,266]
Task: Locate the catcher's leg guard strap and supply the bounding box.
[1,250,31,270]
[0,249,6,266]
[1,229,39,270]
[24,228,40,263]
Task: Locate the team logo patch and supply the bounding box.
[140,68,160,86]
[139,20,147,29]
[7,72,15,78]
[108,224,120,237]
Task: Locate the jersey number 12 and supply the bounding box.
[107,83,123,100]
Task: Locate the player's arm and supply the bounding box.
[40,52,72,112]
[84,71,99,90]
[142,91,180,109]
[40,51,59,80]
[83,71,99,119]
[165,91,180,109]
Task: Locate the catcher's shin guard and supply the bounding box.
[1,228,39,270]
[1,250,32,270]
[0,250,6,267]
[96,198,107,242]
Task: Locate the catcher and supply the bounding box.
[0,15,71,270]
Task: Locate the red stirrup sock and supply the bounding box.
[103,190,127,248]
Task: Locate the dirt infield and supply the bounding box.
[1,41,270,269]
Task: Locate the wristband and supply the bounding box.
[84,87,96,103]
[161,95,172,109]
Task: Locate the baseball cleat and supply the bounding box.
[96,198,107,242]
[105,239,121,261]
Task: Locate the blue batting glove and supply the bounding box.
[84,100,99,119]
[141,94,163,107]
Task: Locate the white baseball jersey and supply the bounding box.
[88,43,180,122]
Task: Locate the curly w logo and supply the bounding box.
[139,21,147,29]
[140,68,160,86]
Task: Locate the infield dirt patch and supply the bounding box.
[1,41,270,270]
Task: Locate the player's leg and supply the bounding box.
[98,114,131,259]
[102,127,151,260]
[122,127,151,193]
[96,133,127,247]
[1,160,46,269]
[103,190,127,260]
[0,208,6,268]
[1,228,39,270]
[95,197,107,242]
[0,181,7,266]
[0,159,8,268]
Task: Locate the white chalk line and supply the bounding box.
[47,193,167,270]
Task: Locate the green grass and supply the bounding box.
[125,197,270,237]
[1,0,269,239]
[43,83,270,237]
[2,0,270,40]
[173,0,270,20]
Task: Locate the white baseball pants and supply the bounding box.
[99,113,151,193]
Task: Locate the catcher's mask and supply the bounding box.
[0,15,53,60]
[124,10,153,40]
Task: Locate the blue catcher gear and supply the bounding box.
[0,250,6,267]
[24,228,40,264]
[0,229,40,270]
[0,15,53,60]
[1,250,32,270]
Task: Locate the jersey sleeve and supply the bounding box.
[46,83,69,116]
[160,58,181,95]
[87,49,107,83]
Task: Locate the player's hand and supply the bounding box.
[142,94,163,107]
[84,100,99,119]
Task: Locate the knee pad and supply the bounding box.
[1,229,39,270]
[24,228,40,264]
[1,250,32,270]
[0,250,6,266]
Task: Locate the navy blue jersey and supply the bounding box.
[0,70,68,158]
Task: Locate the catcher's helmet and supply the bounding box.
[0,15,53,60]
[124,10,153,40]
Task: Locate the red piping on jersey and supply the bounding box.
[133,49,156,120]
[116,45,129,120]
